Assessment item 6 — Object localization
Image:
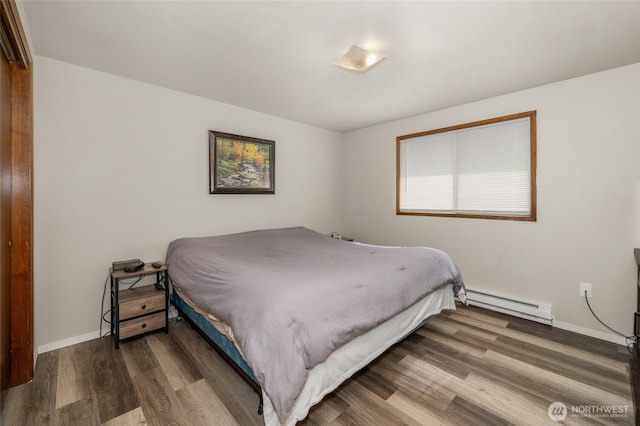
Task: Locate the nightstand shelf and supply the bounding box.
[110,263,169,349]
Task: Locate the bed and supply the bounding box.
[166,227,464,425]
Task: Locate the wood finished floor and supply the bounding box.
[1,304,634,425]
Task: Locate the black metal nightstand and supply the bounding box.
[110,263,169,349]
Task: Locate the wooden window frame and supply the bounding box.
[396,111,537,221]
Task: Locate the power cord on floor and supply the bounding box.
[583,290,636,352]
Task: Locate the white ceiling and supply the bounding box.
[21,1,640,132]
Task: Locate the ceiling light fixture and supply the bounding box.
[335,45,387,72]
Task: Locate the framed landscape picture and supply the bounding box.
[209,131,275,194]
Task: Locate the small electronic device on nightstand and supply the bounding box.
[112,258,142,271]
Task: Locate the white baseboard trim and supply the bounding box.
[36,306,180,356]
[553,320,629,346]
[37,330,100,354]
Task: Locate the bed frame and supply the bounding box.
[171,290,264,415]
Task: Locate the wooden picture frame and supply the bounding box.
[209,131,275,194]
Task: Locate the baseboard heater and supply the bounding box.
[465,289,553,325]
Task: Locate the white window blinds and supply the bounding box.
[398,113,535,219]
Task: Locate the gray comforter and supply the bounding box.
[166,227,463,422]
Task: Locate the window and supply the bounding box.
[396,111,536,221]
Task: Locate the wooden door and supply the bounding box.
[0,37,11,392]
[0,0,33,403]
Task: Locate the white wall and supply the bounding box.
[34,56,640,350]
[34,56,345,350]
[344,64,640,342]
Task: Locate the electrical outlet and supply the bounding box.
[579,282,592,298]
